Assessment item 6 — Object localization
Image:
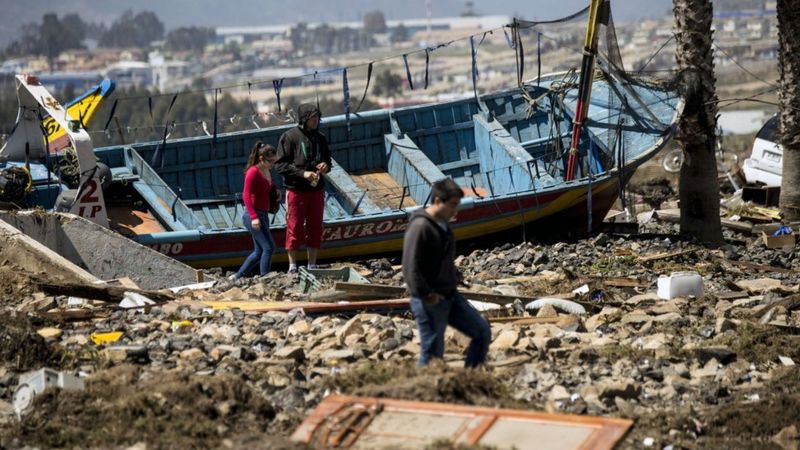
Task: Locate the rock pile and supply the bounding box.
[1,227,799,449]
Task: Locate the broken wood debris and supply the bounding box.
[655,209,754,234]
[202,298,410,314]
[333,281,583,307]
[713,257,796,275]
[591,276,650,288]
[488,316,561,325]
[38,309,100,322]
[35,282,174,304]
[637,249,695,263]
[291,395,633,450]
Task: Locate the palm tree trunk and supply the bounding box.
[673,0,723,244]
[777,1,800,222]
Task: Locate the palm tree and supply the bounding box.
[777,1,800,222]
[673,0,723,244]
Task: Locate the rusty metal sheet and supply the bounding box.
[292,395,632,450]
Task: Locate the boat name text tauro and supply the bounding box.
[147,217,408,256]
[322,218,407,241]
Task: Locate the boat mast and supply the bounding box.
[565,0,604,181]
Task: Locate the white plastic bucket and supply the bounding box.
[657,271,703,299]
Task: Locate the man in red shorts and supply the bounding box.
[275,103,332,273]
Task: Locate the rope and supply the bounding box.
[712,41,778,88]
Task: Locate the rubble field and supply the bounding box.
[1,213,800,450]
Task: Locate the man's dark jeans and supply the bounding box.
[410,292,491,368]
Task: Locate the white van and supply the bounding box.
[743,114,783,186]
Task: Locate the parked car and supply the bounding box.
[743,114,783,186]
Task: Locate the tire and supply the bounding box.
[662,148,683,173]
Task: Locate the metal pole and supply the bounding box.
[565,0,604,181]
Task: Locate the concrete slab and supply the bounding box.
[0,210,198,290]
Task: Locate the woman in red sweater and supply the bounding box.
[232,141,279,279]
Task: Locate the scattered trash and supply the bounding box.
[35,327,62,340]
[525,298,587,315]
[778,356,795,367]
[468,300,502,312]
[657,271,703,299]
[572,284,590,295]
[763,223,796,249]
[101,345,149,363]
[171,320,194,333]
[773,224,793,236]
[66,296,87,306]
[13,368,85,417]
[298,266,369,293]
[168,281,216,293]
[90,331,123,345]
[119,292,156,309]
[638,209,657,224]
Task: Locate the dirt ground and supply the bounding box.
[626,367,800,449]
[0,312,59,372]
[5,365,278,450]
[0,263,39,304]
[320,360,522,409]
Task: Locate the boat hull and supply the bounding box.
[145,177,623,268]
[39,72,681,270]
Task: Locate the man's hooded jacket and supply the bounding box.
[275,103,332,191]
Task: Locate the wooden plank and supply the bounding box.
[487,355,533,368]
[637,249,695,263]
[753,221,800,234]
[488,316,561,325]
[593,277,649,288]
[333,282,582,307]
[333,282,406,297]
[655,209,753,234]
[714,257,795,275]
[716,291,750,301]
[350,170,416,210]
[35,282,174,303]
[492,275,567,285]
[102,277,141,290]
[39,309,99,321]
[752,206,782,220]
[202,298,410,314]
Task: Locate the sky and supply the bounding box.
[0,0,673,45]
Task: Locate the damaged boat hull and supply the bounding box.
[141,177,622,268]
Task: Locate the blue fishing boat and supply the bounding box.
[88,70,680,268]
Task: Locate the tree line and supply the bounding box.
[1,11,217,69]
[2,8,409,69]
